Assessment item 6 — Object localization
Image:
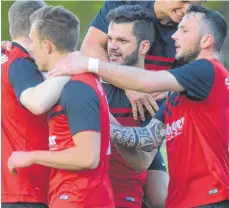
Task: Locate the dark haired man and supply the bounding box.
[81,1,202,207]
[103,5,167,208]
[49,5,229,208]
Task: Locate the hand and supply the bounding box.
[8,151,34,174]
[1,41,13,53]
[49,51,89,77]
[151,91,168,101]
[125,89,159,121]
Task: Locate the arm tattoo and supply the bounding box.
[110,118,165,152]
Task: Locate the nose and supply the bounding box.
[108,39,119,50]
[172,31,178,41]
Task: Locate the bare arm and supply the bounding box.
[20,76,71,115]
[115,145,158,172]
[97,61,185,93]
[80,27,109,61]
[8,131,101,173]
[32,131,100,170]
[49,52,185,94]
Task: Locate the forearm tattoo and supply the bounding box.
[110,118,165,152]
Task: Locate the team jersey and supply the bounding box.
[103,83,167,208]
[48,74,114,208]
[163,59,229,207]
[1,43,49,204]
[90,0,177,71]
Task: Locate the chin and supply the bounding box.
[109,60,123,65]
[171,15,183,23]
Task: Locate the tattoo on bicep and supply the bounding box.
[110,118,165,152]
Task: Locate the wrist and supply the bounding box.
[88,57,99,74]
[29,151,37,164]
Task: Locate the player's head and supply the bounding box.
[160,0,203,24]
[29,6,80,71]
[8,1,46,39]
[107,5,154,67]
[172,5,228,63]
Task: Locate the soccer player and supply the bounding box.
[81,0,203,120]
[48,5,229,208]
[102,5,167,208]
[80,1,202,206]
[7,6,115,208]
[2,1,71,208]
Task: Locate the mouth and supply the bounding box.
[108,53,122,62]
[175,44,181,52]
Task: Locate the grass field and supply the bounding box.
[160,142,168,168]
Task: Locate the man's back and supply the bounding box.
[1,44,49,204]
[48,73,114,208]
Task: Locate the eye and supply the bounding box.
[120,39,127,43]
[182,0,191,4]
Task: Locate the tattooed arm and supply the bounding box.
[110,118,165,152]
[110,116,165,172]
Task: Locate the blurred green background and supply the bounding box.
[1,1,229,69]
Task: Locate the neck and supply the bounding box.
[135,58,145,69]
[12,37,30,53]
[154,0,174,25]
[196,50,219,61]
[46,52,68,71]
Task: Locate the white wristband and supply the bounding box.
[88,57,99,74]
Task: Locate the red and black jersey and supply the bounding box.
[48,73,114,208]
[103,83,167,208]
[163,59,229,208]
[1,43,49,204]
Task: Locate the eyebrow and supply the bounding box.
[178,25,186,29]
[107,34,129,40]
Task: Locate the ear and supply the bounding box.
[200,34,214,49]
[42,39,54,54]
[139,40,151,56]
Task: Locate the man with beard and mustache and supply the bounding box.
[80,1,202,207]
[48,5,229,208]
[81,0,203,121]
[101,5,167,208]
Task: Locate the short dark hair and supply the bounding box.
[30,6,80,52]
[187,5,228,52]
[107,5,155,46]
[8,1,46,39]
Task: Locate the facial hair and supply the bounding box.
[176,42,201,63]
[123,45,140,66]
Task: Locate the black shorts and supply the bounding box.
[1,203,48,208]
[196,200,229,208]
[147,150,167,172]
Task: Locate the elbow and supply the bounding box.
[30,106,47,115]
[85,153,100,170]
[20,94,48,115]
[133,161,151,173]
[26,103,48,115]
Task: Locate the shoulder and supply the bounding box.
[61,80,99,103]
[10,57,36,72]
